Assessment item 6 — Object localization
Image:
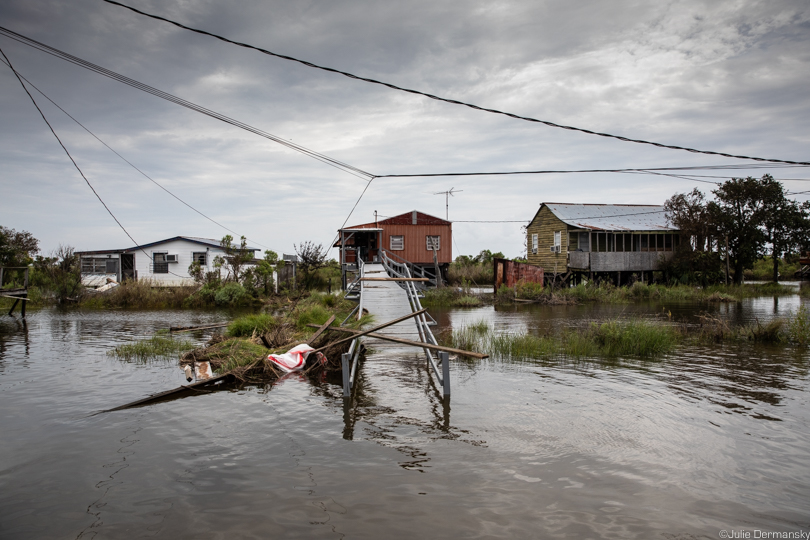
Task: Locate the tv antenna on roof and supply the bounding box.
[433,187,463,220]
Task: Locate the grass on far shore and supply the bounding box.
[442,306,810,362]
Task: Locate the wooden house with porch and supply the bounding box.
[526,203,679,285]
[337,210,452,288]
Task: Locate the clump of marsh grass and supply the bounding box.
[697,313,735,342]
[588,319,680,358]
[443,318,680,361]
[226,313,276,337]
[108,331,196,362]
[696,309,810,345]
[788,306,810,346]
[741,319,786,343]
[422,287,484,307]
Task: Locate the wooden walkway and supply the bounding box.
[359,264,421,352]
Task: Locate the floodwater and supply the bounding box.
[1,292,809,539]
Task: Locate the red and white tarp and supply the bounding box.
[268,343,325,372]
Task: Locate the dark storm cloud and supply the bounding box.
[1,0,808,257]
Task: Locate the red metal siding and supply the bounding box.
[381,224,452,264]
[339,211,452,265]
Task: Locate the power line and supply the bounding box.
[327,177,377,257]
[101,0,810,167]
[0,26,374,183]
[375,164,809,179]
[0,56,276,253]
[5,27,810,189]
[0,46,192,278]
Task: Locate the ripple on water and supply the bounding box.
[1,306,809,537]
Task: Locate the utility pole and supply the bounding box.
[433,187,463,220]
[726,235,730,285]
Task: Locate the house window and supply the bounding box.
[192,252,207,266]
[554,231,561,251]
[579,232,590,252]
[81,257,111,273]
[105,259,119,274]
[426,236,440,251]
[531,234,538,254]
[390,235,404,251]
[568,232,578,251]
[153,252,169,274]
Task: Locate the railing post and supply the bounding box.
[439,351,450,397]
[341,353,350,397]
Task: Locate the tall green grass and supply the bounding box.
[496,281,797,305]
[445,318,680,361]
[227,314,276,337]
[422,287,483,307]
[108,332,196,362]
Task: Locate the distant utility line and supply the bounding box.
[102,0,810,167]
[0,46,191,278]
[0,26,374,182]
[0,56,275,252]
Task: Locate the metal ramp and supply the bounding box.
[340,255,450,400]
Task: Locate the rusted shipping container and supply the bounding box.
[494,258,544,289]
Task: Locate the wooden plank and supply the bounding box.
[361,277,430,282]
[0,294,30,301]
[308,314,336,343]
[308,324,489,359]
[309,308,427,354]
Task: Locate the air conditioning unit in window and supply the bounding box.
[165,254,179,263]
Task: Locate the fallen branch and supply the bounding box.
[307,324,489,359]
[309,308,427,354]
[103,372,233,412]
[170,322,230,333]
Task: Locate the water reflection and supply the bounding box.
[0,305,808,537]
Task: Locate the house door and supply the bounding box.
[121,254,135,281]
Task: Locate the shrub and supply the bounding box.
[214,282,247,306]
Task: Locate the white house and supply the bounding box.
[77,236,260,287]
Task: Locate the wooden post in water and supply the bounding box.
[432,244,442,288]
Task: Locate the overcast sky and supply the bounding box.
[1,0,809,259]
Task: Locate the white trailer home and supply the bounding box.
[77,236,259,287]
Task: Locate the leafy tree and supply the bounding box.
[219,235,255,282]
[760,181,810,282]
[294,241,327,290]
[0,226,39,267]
[475,249,505,264]
[34,245,82,302]
[254,250,280,295]
[664,188,716,251]
[709,176,779,284]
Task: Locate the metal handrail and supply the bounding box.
[380,251,448,395]
[341,257,365,398]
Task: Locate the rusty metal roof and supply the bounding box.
[544,203,676,232]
